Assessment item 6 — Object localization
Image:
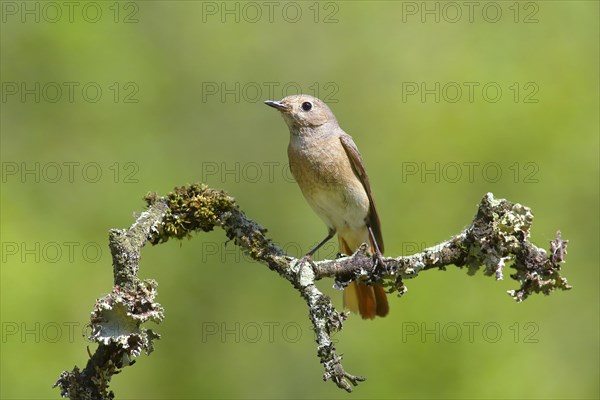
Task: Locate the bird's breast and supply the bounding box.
[287,135,370,231]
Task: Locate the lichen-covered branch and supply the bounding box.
[54,184,571,398]
[54,203,167,399]
[313,193,570,303]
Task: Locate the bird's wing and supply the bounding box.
[339,133,384,253]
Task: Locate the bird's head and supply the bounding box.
[264,94,337,129]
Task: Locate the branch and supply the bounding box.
[54,185,571,398]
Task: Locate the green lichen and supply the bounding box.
[496,203,533,252]
[508,233,571,301]
[145,184,237,244]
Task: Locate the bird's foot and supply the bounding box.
[299,254,315,266]
[297,253,317,275]
[372,251,386,273]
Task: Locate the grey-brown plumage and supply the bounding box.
[265,94,388,319]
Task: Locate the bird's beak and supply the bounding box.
[264,100,290,111]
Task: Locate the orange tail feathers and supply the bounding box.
[343,281,389,319]
[339,237,389,319]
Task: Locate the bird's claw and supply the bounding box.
[296,254,317,278]
[299,254,316,267]
[372,251,386,272]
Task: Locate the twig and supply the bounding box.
[54,185,571,398]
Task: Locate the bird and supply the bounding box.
[264,94,388,319]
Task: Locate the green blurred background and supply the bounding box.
[1,1,598,399]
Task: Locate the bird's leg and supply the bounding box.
[367,225,385,270]
[300,228,336,263]
[296,229,336,280]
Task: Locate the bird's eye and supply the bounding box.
[301,102,313,111]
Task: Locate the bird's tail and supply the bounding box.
[339,236,389,319]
